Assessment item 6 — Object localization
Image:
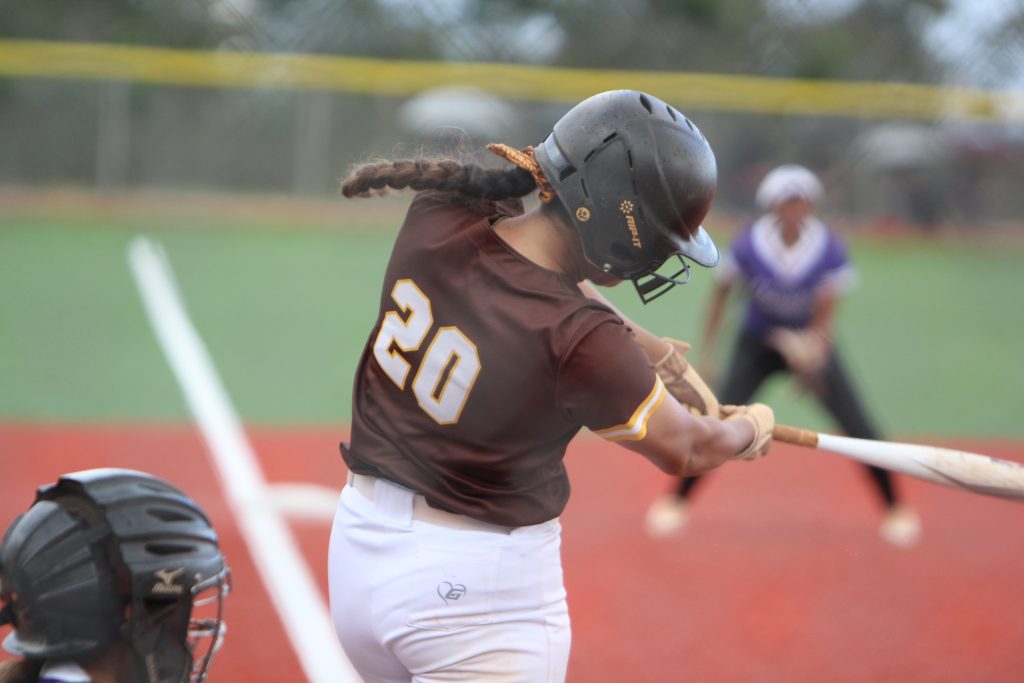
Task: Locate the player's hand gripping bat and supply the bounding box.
[772,424,1024,502]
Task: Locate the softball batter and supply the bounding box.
[645,164,922,546]
[329,90,774,683]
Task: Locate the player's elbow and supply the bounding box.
[627,403,730,476]
[676,452,721,477]
[657,453,688,476]
[643,442,711,477]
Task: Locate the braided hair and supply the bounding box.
[341,158,536,201]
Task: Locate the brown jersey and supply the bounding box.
[344,192,664,527]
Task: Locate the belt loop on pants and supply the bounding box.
[347,472,514,534]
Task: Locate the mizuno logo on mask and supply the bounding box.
[152,567,186,595]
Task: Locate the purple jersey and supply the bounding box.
[719,215,855,338]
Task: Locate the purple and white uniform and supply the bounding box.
[666,165,906,527]
[719,214,856,338]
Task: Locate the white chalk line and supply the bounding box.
[127,236,359,683]
[265,482,343,522]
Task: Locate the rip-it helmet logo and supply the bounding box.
[619,200,642,248]
[576,207,591,221]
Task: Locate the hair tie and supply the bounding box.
[486,143,556,204]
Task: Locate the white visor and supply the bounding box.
[668,225,719,268]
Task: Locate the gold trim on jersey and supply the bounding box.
[593,376,666,442]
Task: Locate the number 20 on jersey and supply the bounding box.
[372,279,481,425]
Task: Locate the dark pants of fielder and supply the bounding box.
[676,332,897,506]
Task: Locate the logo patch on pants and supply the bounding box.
[437,581,467,604]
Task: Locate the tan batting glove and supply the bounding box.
[721,403,774,461]
[654,338,720,418]
[767,328,829,375]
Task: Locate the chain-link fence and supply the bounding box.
[1,0,1022,230]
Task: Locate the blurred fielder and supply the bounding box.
[645,164,922,546]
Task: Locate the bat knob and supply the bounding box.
[773,424,820,448]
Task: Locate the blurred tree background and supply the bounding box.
[1,0,1022,227]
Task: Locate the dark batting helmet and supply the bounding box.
[0,469,230,682]
[534,90,719,302]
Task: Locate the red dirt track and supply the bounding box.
[2,422,1023,683]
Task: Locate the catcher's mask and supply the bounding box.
[535,90,719,303]
[0,468,230,683]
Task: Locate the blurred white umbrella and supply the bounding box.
[396,85,516,142]
[855,123,951,169]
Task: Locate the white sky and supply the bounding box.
[764,0,1022,88]
[761,0,861,25]
[925,0,1024,88]
[216,0,1023,88]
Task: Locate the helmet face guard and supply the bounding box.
[632,253,691,303]
[0,469,230,683]
[185,571,230,683]
[129,566,230,683]
[535,90,719,303]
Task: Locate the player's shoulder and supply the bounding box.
[814,218,850,262]
[733,219,757,242]
[556,295,633,358]
[568,290,623,326]
[727,219,759,262]
[405,191,523,227]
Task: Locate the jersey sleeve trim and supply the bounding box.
[592,376,666,442]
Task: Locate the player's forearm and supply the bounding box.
[630,400,756,476]
[676,415,756,475]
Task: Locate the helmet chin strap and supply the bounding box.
[630,254,691,304]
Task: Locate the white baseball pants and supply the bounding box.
[328,475,571,683]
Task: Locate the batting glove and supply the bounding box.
[722,403,775,461]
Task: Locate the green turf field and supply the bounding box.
[2,197,1022,437]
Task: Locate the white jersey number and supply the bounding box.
[372,279,481,425]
